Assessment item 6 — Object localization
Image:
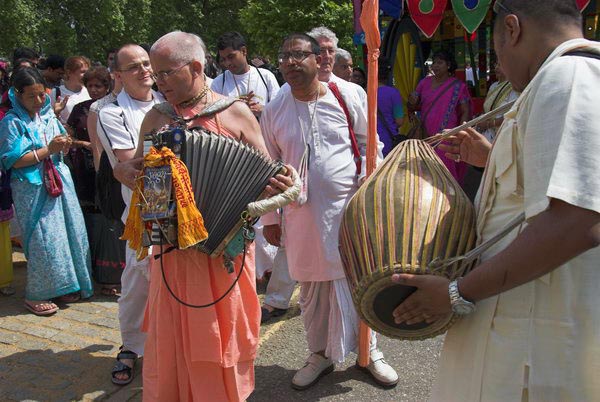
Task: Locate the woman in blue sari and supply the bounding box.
[0,67,92,315]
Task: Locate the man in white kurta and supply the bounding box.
[433,37,600,402]
[391,2,600,401]
[261,33,398,390]
[211,31,280,119]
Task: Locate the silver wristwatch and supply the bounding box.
[449,280,475,315]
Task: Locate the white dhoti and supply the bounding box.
[264,247,295,310]
[299,278,376,363]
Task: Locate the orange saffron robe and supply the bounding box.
[142,103,260,402]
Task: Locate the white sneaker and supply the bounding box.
[357,349,399,388]
[291,353,335,390]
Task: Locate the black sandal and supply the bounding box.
[260,306,288,324]
[111,347,137,385]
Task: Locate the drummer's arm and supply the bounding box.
[392,199,600,324]
[458,199,600,302]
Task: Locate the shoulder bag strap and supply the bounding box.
[328,82,361,175]
[254,67,271,103]
[490,81,511,110]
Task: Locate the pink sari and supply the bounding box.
[142,103,260,402]
[415,76,471,184]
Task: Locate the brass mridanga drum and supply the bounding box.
[339,139,477,340]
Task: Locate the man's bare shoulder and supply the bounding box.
[217,98,256,129]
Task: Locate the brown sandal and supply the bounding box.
[55,292,81,303]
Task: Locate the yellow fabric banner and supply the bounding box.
[122,146,208,260]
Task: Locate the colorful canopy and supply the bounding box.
[452,0,492,33]
[380,0,405,19]
[356,0,594,39]
[406,0,448,38]
[577,0,591,11]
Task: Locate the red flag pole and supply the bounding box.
[358,0,380,368]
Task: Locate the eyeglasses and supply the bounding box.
[493,0,514,15]
[119,60,152,74]
[151,61,191,81]
[278,51,315,64]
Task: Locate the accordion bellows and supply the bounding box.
[339,140,477,340]
[150,127,285,257]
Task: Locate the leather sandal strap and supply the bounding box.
[117,350,138,360]
[112,360,133,375]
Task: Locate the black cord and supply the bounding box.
[159,237,247,308]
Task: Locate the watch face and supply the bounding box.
[453,302,475,315]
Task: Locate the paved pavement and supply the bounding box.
[1,251,443,401]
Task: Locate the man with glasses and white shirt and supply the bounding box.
[96,43,163,386]
[261,33,398,391]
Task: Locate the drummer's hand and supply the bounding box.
[113,157,143,189]
[263,224,282,247]
[265,164,294,196]
[437,126,491,168]
[391,274,451,325]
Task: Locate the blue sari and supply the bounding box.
[0,88,92,300]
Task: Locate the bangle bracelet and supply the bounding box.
[32,149,40,163]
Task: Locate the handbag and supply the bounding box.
[87,212,125,285]
[43,157,63,197]
[96,150,125,221]
[38,118,64,197]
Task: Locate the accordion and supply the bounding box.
[144,126,286,259]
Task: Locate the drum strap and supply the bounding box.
[429,212,525,271]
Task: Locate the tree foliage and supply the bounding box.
[239,0,355,59]
[0,0,246,62]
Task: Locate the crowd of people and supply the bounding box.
[1,0,599,401]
